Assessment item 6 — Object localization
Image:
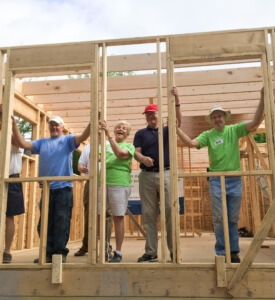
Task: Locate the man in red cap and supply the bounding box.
[176,88,265,263]
[134,87,181,262]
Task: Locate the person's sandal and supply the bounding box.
[3,252,12,263]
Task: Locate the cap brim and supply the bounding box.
[205,110,231,124]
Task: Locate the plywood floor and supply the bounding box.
[8,233,275,265]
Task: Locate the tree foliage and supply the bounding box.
[253,133,266,143]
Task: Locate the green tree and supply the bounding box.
[253,133,266,143]
[17,117,32,139]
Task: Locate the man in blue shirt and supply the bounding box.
[12,115,90,263]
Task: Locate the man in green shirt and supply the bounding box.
[176,88,264,263]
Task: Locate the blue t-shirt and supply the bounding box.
[32,135,78,189]
[133,125,169,169]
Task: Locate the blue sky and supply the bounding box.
[0,0,274,53]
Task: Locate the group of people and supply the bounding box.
[1,85,265,264]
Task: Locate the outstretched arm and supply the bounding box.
[75,123,90,145]
[11,116,33,150]
[172,87,182,127]
[176,127,199,148]
[245,88,265,132]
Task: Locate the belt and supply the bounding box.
[142,167,170,172]
[9,173,19,178]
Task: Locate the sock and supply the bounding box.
[115,250,122,255]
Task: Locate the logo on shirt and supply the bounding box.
[214,138,223,146]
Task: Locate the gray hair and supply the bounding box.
[114,120,131,136]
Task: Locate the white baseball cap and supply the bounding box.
[205,106,231,124]
[48,116,64,126]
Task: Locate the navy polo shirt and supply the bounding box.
[133,125,170,169]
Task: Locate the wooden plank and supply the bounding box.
[227,193,275,295]
[247,134,269,170]
[70,185,77,241]
[21,67,264,95]
[126,208,146,237]
[227,52,275,296]
[88,44,99,264]
[265,30,275,140]
[14,96,38,124]
[215,255,227,287]
[220,176,231,264]
[51,254,62,284]
[35,89,264,108]
[17,158,28,250]
[246,139,261,232]
[0,51,4,102]
[156,39,167,263]
[26,160,38,249]
[39,93,262,112]
[169,31,265,60]
[9,43,96,70]
[0,52,15,261]
[31,82,264,105]
[13,54,263,78]
[99,43,107,264]
[166,38,181,263]
[38,180,50,264]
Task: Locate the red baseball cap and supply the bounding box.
[142,104,158,114]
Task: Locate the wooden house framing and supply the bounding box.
[0,26,275,298]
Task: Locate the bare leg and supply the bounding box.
[5,216,15,253]
[113,216,124,251]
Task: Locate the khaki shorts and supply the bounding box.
[106,185,131,216]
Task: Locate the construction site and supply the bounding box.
[0,26,275,299]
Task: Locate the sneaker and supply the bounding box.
[231,252,241,263]
[74,248,87,257]
[33,256,52,263]
[137,253,158,263]
[3,252,12,263]
[110,251,122,263]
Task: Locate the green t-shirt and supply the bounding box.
[106,142,135,186]
[196,123,249,172]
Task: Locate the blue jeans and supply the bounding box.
[37,187,73,257]
[209,176,242,255]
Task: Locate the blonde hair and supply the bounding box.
[114,120,131,136]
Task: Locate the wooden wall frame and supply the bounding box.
[0,27,275,298]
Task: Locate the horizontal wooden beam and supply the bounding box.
[21,67,264,96]
[9,44,96,70]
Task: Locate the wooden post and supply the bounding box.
[240,157,250,231]
[26,112,39,249]
[166,37,181,263]
[156,39,167,263]
[246,137,261,232]
[99,42,107,264]
[215,255,227,287]
[227,51,275,296]
[52,254,62,284]
[220,176,231,264]
[88,44,99,264]
[17,157,28,250]
[0,50,14,261]
[38,180,49,265]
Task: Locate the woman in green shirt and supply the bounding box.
[100,120,135,263]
